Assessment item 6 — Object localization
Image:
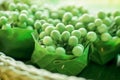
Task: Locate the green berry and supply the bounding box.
[50,30,61,41]
[35,11,42,20]
[116,30,120,37]
[71,30,81,39]
[0,16,8,25]
[72,45,84,56]
[58,9,65,18]
[55,47,66,55]
[61,31,70,42]
[53,19,61,26]
[62,12,73,21]
[11,11,19,21]
[77,44,84,50]
[9,3,16,11]
[69,16,78,25]
[89,15,95,22]
[16,3,23,11]
[45,26,55,35]
[41,14,48,21]
[97,24,108,33]
[87,22,96,31]
[68,36,78,46]
[19,13,28,22]
[18,22,27,28]
[97,11,106,19]
[21,4,29,10]
[75,22,85,29]
[103,17,112,26]
[34,20,41,30]
[79,28,87,37]
[47,18,54,24]
[101,32,112,42]
[26,26,33,30]
[30,5,38,13]
[46,46,55,53]
[39,31,47,39]
[21,10,29,16]
[115,16,120,25]
[65,25,74,33]
[27,18,34,26]
[43,36,53,46]
[86,31,97,42]
[51,12,58,19]
[112,10,120,17]
[39,20,46,25]
[94,19,103,26]
[56,23,65,33]
[71,8,79,16]
[42,23,50,31]
[2,24,11,29]
[79,13,90,23]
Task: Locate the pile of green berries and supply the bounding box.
[0,2,120,60]
[0,3,91,57]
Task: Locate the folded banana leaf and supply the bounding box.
[31,39,89,76]
[79,58,120,80]
[90,38,120,65]
[0,28,34,60]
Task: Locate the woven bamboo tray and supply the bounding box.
[0,52,86,80]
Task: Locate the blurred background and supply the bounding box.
[0,0,119,15]
[0,0,120,12]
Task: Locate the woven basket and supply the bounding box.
[0,52,86,80]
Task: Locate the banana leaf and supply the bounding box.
[90,38,120,65]
[0,28,34,60]
[79,58,120,80]
[31,39,89,76]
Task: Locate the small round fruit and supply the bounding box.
[101,32,112,42]
[55,47,66,55]
[34,20,41,29]
[79,28,87,37]
[45,26,55,35]
[116,30,120,37]
[0,16,8,25]
[50,30,61,41]
[87,22,96,31]
[27,18,34,26]
[79,13,90,23]
[46,46,55,53]
[103,17,112,26]
[97,11,106,19]
[95,19,103,26]
[43,36,53,46]
[18,13,28,22]
[97,24,108,33]
[72,46,84,56]
[71,30,81,39]
[61,31,70,42]
[9,3,16,11]
[75,22,85,29]
[115,16,120,25]
[65,25,74,33]
[86,31,97,42]
[68,36,78,46]
[62,12,73,21]
[56,23,65,33]
[39,31,47,39]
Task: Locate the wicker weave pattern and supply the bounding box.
[0,52,86,80]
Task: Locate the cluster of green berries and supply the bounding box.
[1,2,120,56]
